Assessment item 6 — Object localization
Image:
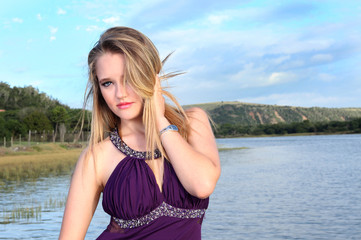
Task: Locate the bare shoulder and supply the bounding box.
[185,107,214,138]
[185,107,210,124]
[91,137,126,187]
[92,137,117,159]
[78,137,124,188]
[184,107,219,165]
[79,138,113,165]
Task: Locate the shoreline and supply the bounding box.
[1,131,359,157]
[215,131,360,139]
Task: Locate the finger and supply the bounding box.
[155,75,160,87]
[154,75,162,92]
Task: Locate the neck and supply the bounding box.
[118,117,148,152]
[118,117,145,138]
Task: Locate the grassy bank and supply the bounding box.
[0,143,84,184]
[216,130,359,139]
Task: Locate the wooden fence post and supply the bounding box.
[28,130,31,146]
[20,134,22,146]
[11,136,13,147]
[3,137,5,147]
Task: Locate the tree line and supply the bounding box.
[2,82,361,143]
[0,107,91,144]
[0,82,90,145]
[215,118,361,138]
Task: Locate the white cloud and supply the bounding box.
[282,60,305,69]
[57,8,67,15]
[207,14,229,25]
[12,18,23,23]
[48,26,58,41]
[271,55,291,65]
[102,16,120,25]
[230,63,296,88]
[318,73,336,82]
[201,7,262,27]
[49,26,58,34]
[238,92,345,107]
[311,54,333,63]
[268,72,295,85]
[86,25,103,32]
[37,14,42,21]
[268,38,335,55]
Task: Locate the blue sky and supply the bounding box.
[1,0,361,108]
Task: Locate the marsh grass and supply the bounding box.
[0,144,81,224]
[1,195,67,224]
[218,147,248,151]
[0,143,83,184]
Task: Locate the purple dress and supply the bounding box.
[96,129,209,240]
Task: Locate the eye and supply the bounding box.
[100,81,112,87]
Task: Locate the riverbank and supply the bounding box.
[216,130,359,138]
[0,143,84,184]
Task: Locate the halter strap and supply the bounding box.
[109,128,162,159]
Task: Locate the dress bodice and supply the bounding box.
[97,129,209,239]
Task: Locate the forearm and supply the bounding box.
[158,118,220,198]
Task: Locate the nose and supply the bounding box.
[115,82,127,99]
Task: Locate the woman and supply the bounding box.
[59,27,220,240]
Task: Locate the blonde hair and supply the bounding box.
[85,26,188,160]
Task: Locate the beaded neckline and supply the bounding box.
[109,128,162,160]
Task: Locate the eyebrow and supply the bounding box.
[98,77,112,83]
[98,75,124,83]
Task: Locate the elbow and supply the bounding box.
[193,169,221,199]
[192,181,216,199]
[194,189,214,200]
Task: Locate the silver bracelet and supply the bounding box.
[159,125,178,137]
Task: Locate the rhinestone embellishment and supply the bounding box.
[109,128,162,159]
[112,201,206,229]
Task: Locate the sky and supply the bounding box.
[1,0,361,109]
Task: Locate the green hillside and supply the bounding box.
[184,101,361,126]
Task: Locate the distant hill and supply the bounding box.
[2,81,361,128]
[184,101,361,126]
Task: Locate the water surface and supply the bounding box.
[1,134,360,239]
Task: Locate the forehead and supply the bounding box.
[96,52,125,79]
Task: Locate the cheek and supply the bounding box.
[127,86,143,101]
[99,88,112,106]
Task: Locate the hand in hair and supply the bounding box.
[153,75,170,131]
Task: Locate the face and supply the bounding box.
[96,52,143,122]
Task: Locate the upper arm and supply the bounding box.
[59,148,103,240]
[186,107,220,171]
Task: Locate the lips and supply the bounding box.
[117,102,133,109]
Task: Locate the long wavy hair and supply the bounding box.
[85,26,188,160]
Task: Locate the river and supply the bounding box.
[1,134,360,239]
